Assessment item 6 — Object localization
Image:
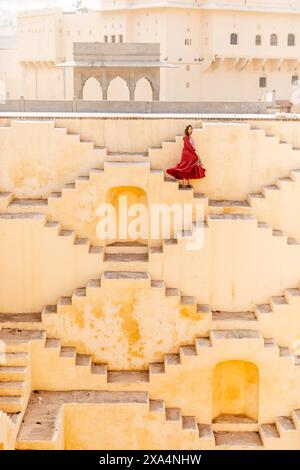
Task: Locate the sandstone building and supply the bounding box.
[1,0,300,102]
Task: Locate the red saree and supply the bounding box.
[166,135,206,180]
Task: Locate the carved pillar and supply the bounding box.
[100,71,109,100]
[128,70,136,101]
[153,84,160,101]
[73,69,83,99]
[148,69,160,101]
[129,85,135,101]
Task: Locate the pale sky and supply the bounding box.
[0,0,100,11]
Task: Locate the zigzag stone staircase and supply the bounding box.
[1,121,300,449]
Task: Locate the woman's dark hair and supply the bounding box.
[184,125,193,136]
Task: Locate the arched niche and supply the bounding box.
[212,360,259,422]
[105,186,148,243]
[107,76,130,101]
[134,77,153,101]
[82,77,103,101]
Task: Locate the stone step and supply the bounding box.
[0,192,13,210]
[0,329,44,342]
[149,246,163,256]
[103,253,149,272]
[165,407,182,422]
[163,176,178,185]
[48,192,62,200]
[74,238,90,249]
[105,153,149,162]
[270,296,289,311]
[74,175,91,190]
[212,414,258,432]
[0,396,23,413]
[17,390,149,449]
[0,366,27,381]
[0,329,45,352]
[214,431,263,449]
[105,160,149,167]
[255,304,272,316]
[107,371,149,384]
[72,287,86,301]
[275,416,297,435]
[0,380,25,396]
[0,212,46,222]
[210,329,263,349]
[59,347,76,359]
[290,169,300,182]
[285,288,300,305]
[198,424,214,442]
[105,241,148,254]
[102,271,150,280]
[8,199,48,213]
[42,305,57,318]
[75,354,92,368]
[57,297,72,310]
[62,183,76,192]
[86,279,101,292]
[149,399,165,414]
[44,221,61,234]
[0,313,42,330]
[165,287,180,298]
[181,296,197,308]
[279,346,293,360]
[261,341,278,356]
[89,168,104,183]
[193,192,208,202]
[263,184,280,195]
[212,311,257,329]
[277,177,294,189]
[180,345,197,361]
[91,363,107,376]
[165,354,181,367]
[195,337,212,353]
[182,416,197,431]
[209,200,250,215]
[0,352,28,366]
[101,271,151,289]
[149,363,165,375]
[292,409,300,428]
[104,253,149,263]
[44,338,61,350]
[247,192,264,204]
[208,214,255,222]
[259,423,280,446]
[150,280,165,290]
[58,229,76,243]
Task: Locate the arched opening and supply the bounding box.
[255,35,262,46]
[134,77,153,101]
[107,76,130,101]
[212,360,259,422]
[106,186,148,243]
[259,75,267,88]
[270,33,278,46]
[230,33,238,45]
[288,33,295,46]
[82,77,103,100]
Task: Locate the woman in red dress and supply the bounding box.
[166,124,206,188]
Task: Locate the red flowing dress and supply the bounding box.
[166,135,206,180]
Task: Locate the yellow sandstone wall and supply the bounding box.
[0,116,300,449]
